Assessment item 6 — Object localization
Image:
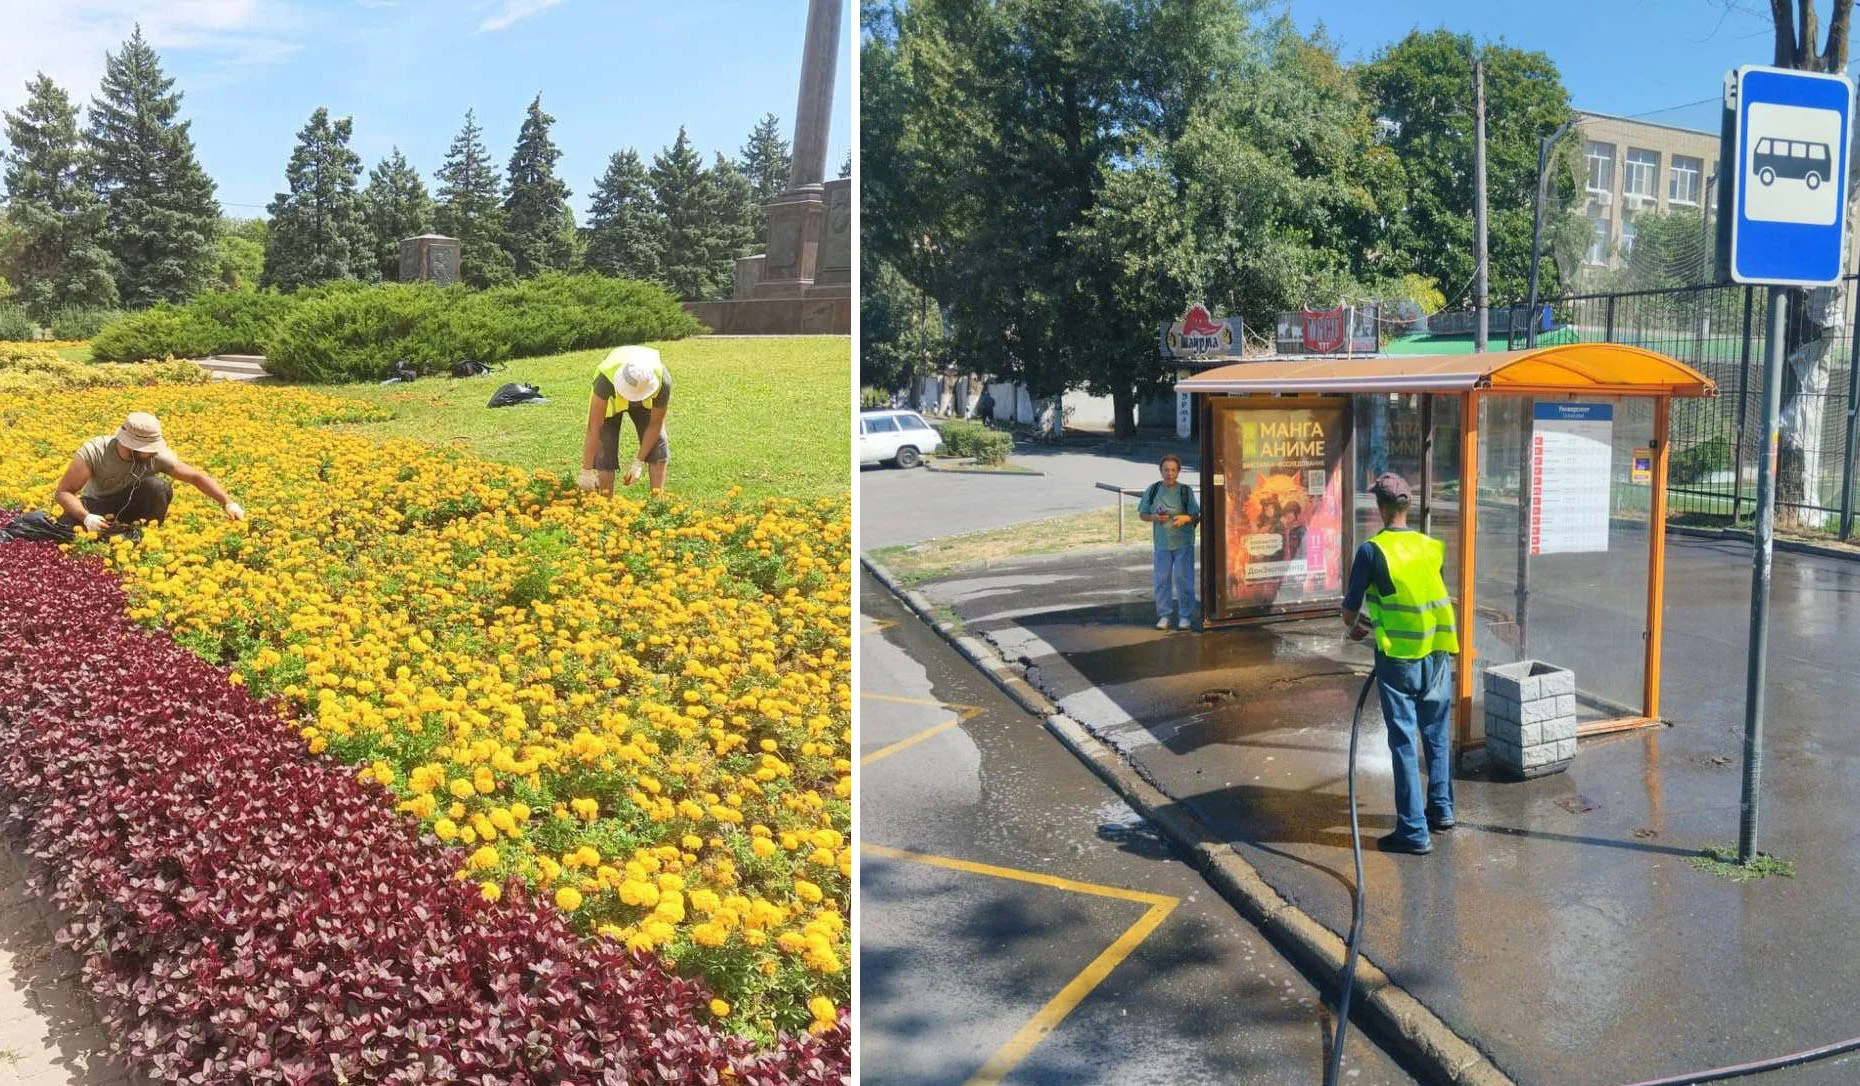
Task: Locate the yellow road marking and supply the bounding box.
[861,617,898,634]
[861,844,1179,1085]
[861,691,982,719]
[861,719,960,765]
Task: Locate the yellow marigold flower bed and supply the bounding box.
[0,383,851,1037]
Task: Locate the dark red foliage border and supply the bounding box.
[0,530,849,1084]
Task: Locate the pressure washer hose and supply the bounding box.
[1323,671,1378,1086]
[1318,667,1860,1086]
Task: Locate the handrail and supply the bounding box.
[1095,481,1148,542]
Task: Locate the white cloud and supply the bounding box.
[477,0,565,33]
[0,0,303,115]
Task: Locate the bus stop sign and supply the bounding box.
[1725,65,1854,286]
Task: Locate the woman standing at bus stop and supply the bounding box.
[1139,454,1200,631]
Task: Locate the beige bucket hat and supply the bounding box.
[115,412,170,457]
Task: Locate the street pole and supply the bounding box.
[1474,58,1489,353]
[1739,286,1787,864]
[1526,120,1576,351]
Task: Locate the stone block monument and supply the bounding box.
[399,234,461,285]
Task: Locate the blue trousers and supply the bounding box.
[1152,545,1195,622]
[1375,650,1454,845]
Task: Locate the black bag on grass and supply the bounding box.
[451,359,504,378]
[488,382,546,408]
[0,511,75,544]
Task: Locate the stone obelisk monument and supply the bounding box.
[690,0,850,334]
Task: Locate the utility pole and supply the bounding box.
[1474,56,1489,353]
[1526,120,1576,350]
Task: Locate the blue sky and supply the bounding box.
[1287,0,1836,134]
[0,0,853,222]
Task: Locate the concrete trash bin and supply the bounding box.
[1482,660,1577,779]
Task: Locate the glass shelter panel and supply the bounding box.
[1468,395,1654,740]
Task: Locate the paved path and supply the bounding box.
[861,441,1201,550]
[0,845,134,1086]
[901,542,1860,1085]
[860,571,1415,1085]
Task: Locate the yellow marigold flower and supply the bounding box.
[448,779,475,800]
[433,818,459,842]
[479,881,502,903]
[709,998,730,1017]
[555,886,584,911]
[794,879,823,904]
[570,797,599,821]
[467,846,499,872]
[809,996,837,1023]
[751,837,777,858]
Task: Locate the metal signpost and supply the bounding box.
[1723,65,1854,864]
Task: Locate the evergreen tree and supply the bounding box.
[502,96,576,276]
[1,74,117,321]
[86,26,220,307]
[736,112,791,240]
[362,147,433,281]
[433,109,514,287]
[585,147,664,281]
[650,127,711,299]
[214,217,265,291]
[840,152,851,180]
[703,153,758,298]
[261,107,374,290]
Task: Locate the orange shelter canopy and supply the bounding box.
[1173,343,1717,399]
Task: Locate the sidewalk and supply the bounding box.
[900,541,1860,1086]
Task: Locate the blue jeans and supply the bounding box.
[1375,651,1454,845]
[1152,545,1196,623]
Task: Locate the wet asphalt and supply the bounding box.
[913,538,1860,1086]
[858,570,1417,1085]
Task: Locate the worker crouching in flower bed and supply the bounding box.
[53,412,244,539]
[579,345,672,496]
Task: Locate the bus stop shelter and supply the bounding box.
[1174,343,1717,751]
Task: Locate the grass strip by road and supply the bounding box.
[326,336,849,503]
[867,505,1149,585]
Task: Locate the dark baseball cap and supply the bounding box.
[1371,472,1412,503]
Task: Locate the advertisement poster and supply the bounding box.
[1219,403,1348,614]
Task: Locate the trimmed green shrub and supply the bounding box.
[185,291,297,354]
[860,387,890,409]
[49,307,124,340]
[265,274,700,383]
[937,419,1013,464]
[0,305,35,341]
[89,305,218,362]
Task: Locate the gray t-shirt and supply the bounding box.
[77,436,177,498]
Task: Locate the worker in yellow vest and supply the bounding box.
[1340,473,1460,855]
[578,345,671,495]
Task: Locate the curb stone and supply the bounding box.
[861,553,1518,1086]
[1667,523,1860,564]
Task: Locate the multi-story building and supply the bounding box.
[1574,111,1720,271]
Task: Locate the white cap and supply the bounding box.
[606,346,663,402]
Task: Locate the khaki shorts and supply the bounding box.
[595,401,669,468]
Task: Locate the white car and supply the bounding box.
[859,409,943,468]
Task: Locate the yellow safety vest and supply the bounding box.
[1364,530,1460,660]
[593,353,669,419]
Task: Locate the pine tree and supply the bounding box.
[651,127,712,300]
[433,110,514,287]
[704,153,758,299]
[585,147,664,282]
[840,152,851,180]
[502,95,576,277]
[261,108,374,290]
[736,112,790,241]
[363,148,433,281]
[1,74,117,321]
[86,26,220,307]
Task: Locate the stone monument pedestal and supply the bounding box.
[399,234,461,285]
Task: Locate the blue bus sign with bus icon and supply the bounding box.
[1725,65,1853,286]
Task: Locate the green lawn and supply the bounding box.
[324,336,849,503]
[54,344,93,364]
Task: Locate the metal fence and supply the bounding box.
[1506,278,1860,537]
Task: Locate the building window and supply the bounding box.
[1586,210,1610,265]
[1670,155,1703,205]
[1624,149,1660,204]
[1621,217,1638,256]
[1585,141,1616,193]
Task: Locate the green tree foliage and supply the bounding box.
[1,74,117,322]
[585,148,665,282]
[861,257,941,392]
[215,217,266,291]
[737,112,791,240]
[651,127,712,300]
[1358,30,1579,306]
[86,26,220,307]
[502,96,577,277]
[434,110,515,287]
[362,148,434,282]
[703,153,758,298]
[261,108,375,291]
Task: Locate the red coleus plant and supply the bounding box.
[0,531,849,1085]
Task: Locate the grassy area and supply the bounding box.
[53,344,93,364]
[325,336,849,503]
[869,504,1148,584]
[1690,845,1795,882]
